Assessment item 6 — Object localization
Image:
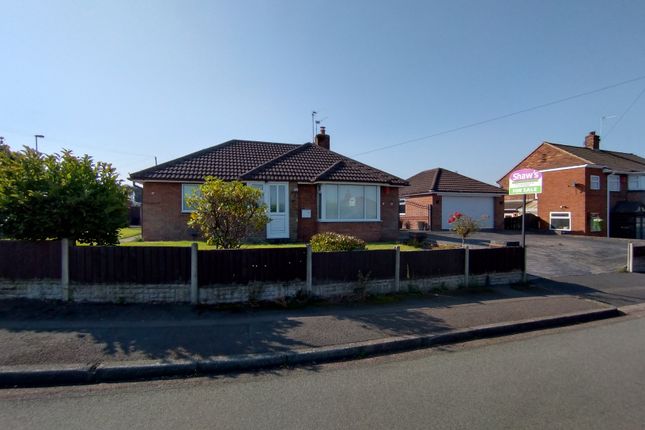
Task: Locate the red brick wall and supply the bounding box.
[499,143,585,189]
[493,196,505,229]
[400,195,433,230]
[142,182,196,241]
[297,184,318,241]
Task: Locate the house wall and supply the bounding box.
[142,182,195,241]
[400,195,436,230]
[143,182,400,243]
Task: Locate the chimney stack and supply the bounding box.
[584,131,600,151]
[315,126,330,150]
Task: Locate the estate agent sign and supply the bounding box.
[509,169,543,195]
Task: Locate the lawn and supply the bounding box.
[120,240,421,251]
[118,227,142,240]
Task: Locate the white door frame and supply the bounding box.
[265,182,289,239]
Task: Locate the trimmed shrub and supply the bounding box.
[310,232,366,252]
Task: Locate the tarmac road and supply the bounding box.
[2,315,644,430]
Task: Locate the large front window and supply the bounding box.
[318,184,380,221]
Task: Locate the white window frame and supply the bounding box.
[608,175,620,192]
[549,211,571,231]
[628,175,645,191]
[181,183,202,213]
[318,184,381,222]
[590,175,600,190]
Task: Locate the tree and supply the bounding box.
[187,178,269,249]
[447,211,480,247]
[0,148,129,245]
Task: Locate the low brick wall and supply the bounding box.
[0,271,523,305]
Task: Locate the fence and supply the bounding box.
[0,241,525,303]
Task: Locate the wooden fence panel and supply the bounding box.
[312,250,395,282]
[0,240,61,279]
[198,248,306,285]
[399,249,465,280]
[469,247,524,274]
[70,246,190,284]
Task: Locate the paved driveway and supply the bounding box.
[420,231,644,278]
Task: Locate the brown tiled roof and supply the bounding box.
[130,140,407,186]
[401,168,503,197]
[547,143,645,172]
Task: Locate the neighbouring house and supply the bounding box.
[399,168,505,231]
[129,128,408,242]
[125,184,142,226]
[498,131,645,238]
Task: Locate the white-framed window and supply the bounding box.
[628,175,645,191]
[549,212,571,231]
[318,184,380,221]
[608,175,620,192]
[399,199,406,215]
[181,183,202,213]
[590,175,600,190]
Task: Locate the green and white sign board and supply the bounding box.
[509,169,543,195]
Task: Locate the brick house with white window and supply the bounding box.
[129,128,408,242]
[498,132,645,238]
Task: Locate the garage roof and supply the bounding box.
[401,168,504,197]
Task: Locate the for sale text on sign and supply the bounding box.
[508,169,542,195]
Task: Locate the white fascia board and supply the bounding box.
[537,164,593,173]
[300,181,400,187]
[435,192,505,197]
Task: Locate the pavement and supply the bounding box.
[1,271,644,387]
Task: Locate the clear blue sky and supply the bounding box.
[2,0,644,185]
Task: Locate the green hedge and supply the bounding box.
[310,232,366,252]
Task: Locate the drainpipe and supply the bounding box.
[606,174,611,238]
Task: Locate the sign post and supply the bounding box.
[508,169,543,283]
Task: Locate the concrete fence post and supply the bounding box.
[627,242,633,273]
[61,238,70,301]
[394,246,400,293]
[306,244,313,294]
[190,243,199,304]
[464,246,470,287]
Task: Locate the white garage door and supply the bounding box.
[441,196,494,230]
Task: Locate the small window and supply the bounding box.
[549,212,571,231]
[399,199,406,215]
[628,175,645,191]
[590,175,600,190]
[181,184,202,213]
[608,175,620,192]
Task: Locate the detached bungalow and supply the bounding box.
[399,168,505,230]
[130,128,408,242]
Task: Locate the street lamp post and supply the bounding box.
[34,134,44,152]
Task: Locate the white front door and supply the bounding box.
[266,183,289,239]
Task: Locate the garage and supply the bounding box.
[400,168,504,231]
[441,195,495,229]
